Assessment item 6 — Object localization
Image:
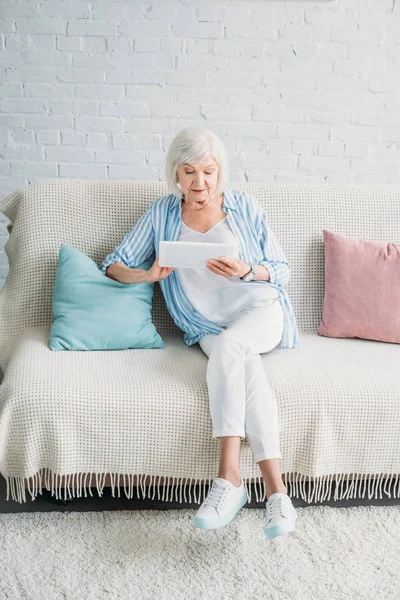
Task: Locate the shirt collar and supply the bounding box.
[168,187,237,211]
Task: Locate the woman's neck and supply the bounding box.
[181,193,223,213]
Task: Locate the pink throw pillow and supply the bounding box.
[318,229,400,344]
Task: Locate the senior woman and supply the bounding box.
[101,127,300,541]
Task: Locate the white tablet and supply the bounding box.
[159,240,238,269]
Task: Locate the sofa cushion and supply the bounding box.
[0,325,399,503]
[318,229,400,344]
[49,243,164,351]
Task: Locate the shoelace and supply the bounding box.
[204,481,230,510]
[266,495,289,522]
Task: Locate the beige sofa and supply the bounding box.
[0,179,399,506]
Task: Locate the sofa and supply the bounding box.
[0,179,399,508]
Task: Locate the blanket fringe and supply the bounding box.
[3,470,400,504]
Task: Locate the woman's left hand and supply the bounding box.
[206,256,250,279]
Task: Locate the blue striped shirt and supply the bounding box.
[100,187,300,350]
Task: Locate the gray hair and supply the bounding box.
[165,127,230,198]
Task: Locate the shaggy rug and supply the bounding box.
[0,504,398,599]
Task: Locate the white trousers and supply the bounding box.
[198,298,285,463]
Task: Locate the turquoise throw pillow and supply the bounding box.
[49,243,165,350]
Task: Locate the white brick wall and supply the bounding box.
[0,0,400,281]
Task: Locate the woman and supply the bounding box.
[101,127,300,540]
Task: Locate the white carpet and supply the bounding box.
[0,504,399,599]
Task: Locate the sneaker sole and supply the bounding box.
[193,490,248,530]
[264,518,296,540]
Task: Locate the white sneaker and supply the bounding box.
[193,477,248,530]
[264,492,298,540]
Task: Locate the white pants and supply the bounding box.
[198,298,285,463]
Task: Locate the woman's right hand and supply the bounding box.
[145,256,176,283]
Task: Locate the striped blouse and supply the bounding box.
[100,187,300,350]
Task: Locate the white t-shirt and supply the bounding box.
[176,216,280,328]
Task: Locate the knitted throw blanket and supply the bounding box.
[0,180,399,504]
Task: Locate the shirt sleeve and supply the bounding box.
[251,195,291,287]
[100,204,155,275]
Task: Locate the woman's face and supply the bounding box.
[176,155,219,207]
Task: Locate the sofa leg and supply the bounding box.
[55,497,75,506]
